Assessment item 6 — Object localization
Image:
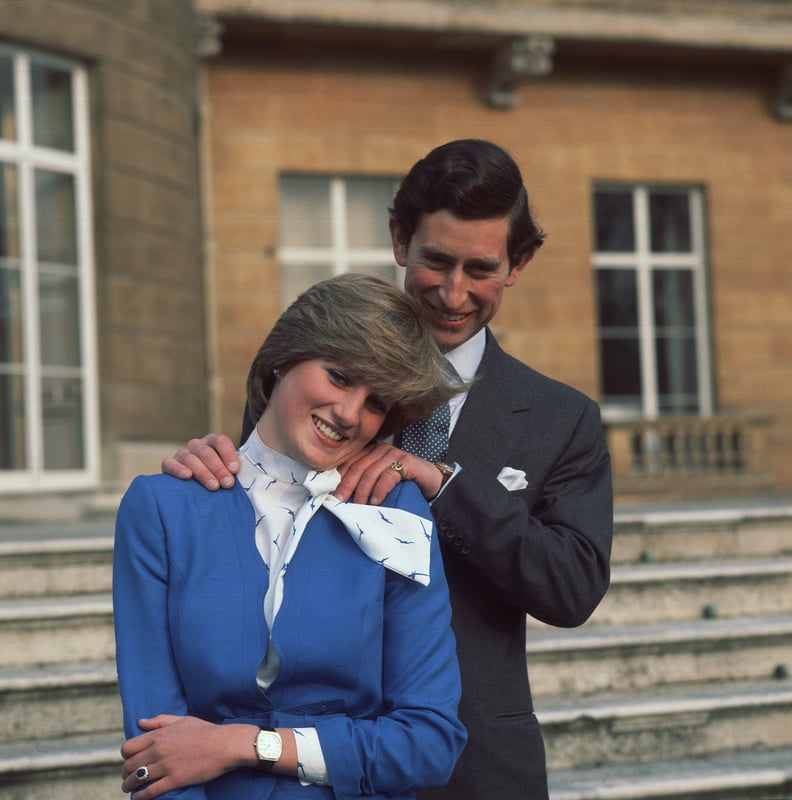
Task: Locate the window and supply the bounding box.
[0,45,97,490]
[278,175,401,307]
[592,184,712,421]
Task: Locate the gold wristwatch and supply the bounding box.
[434,462,454,490]
[255,728,282,771]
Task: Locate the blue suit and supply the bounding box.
[113,474,466,799]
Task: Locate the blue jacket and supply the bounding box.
[113,474,466,799]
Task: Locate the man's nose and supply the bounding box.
[439,268,467,308]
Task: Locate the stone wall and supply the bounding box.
[201,31,792,490]
[0,0,206,488]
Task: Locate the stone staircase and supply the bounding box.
[535,500,792,800]
[1,500,792,799]
[0,519,122,799]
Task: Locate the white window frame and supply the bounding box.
[278,175,401,308]
[592,183,712,423]
[0,44,98,492]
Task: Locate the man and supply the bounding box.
[165,139,613,799]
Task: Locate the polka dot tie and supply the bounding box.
[398,401,451,463]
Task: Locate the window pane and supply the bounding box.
[31,63,74,152]
[1,163,20,259]
[600,337,642,400]
[280,176,332,248]
[39,270,81,366]
[346,177,394,249]
[656,334,699,414]
[594,190,634,251]
[650,191,691,252]
[35,169,77,264]
[0,54,15,141]
[281,262,332,308]
[42,375,83,469]
[0,263,23,363]
[653,269,695,327]
[596,269,638,327]
[0,372,26,469]
[365,263,400,283]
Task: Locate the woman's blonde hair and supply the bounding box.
[247,274,462,437]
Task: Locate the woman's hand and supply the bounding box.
[161,434,240,490]
[335,442,445,505]
[120,715,258,798]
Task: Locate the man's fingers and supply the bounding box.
[162,434,240,489]
[166,437,240,489]
[355,470,401,506]
[196,434,240,473]
[161,456,192,480]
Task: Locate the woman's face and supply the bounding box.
[257,359,391,471]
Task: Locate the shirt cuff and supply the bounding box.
[294,727,331,786]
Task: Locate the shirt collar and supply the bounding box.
[444,327,486,383]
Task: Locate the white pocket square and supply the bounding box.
[497,467,528,491]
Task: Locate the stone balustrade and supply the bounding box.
[605,413,773,498]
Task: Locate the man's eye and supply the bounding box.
[422,253,451,269]
[466,263,498,278]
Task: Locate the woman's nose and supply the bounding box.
[334,388,367,424]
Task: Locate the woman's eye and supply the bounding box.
[367,396,388,414]
[327,369,349,386]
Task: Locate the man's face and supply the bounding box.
[391,210,527,352]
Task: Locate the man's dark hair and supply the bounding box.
[390,139,546,269]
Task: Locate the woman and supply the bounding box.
[113,274,467,800]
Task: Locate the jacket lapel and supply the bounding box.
[448,329,535,470]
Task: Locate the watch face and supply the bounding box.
[256,730,282,761]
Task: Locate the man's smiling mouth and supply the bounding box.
[435,308,469,323]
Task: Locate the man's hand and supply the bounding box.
[161,434,240,490]
[336,442,443,505]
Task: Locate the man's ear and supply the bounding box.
[389,219,409,266]
[504,254,531,288]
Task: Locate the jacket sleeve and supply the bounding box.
[313,482,467,798]
[436,395,613,627]
[113,476,208,800]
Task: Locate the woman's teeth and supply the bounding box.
[313,416,343,441]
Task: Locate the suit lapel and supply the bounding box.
[448,329,535,470]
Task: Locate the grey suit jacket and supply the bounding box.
[420,329,613,800]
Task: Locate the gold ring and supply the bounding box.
[389,461,405,479]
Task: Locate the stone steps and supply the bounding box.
[0,592,114,667]
[1,500,792,799]
[547,747,792,800]
[0,733,123,800]
[0,536,113,600]
[527,614,792,696]
[541,501,792,800]
[591,557,792,625]
[538,679,792,771]
[0,660,121,743]
[611,505,792,565]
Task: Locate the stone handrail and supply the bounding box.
[605,412,773,487]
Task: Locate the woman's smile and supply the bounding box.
[257,359,389,471]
